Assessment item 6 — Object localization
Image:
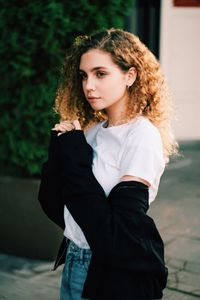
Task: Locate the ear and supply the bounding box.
[126,67,137,87]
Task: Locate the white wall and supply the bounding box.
[160,0,200,140]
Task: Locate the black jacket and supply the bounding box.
[38,130,168,300]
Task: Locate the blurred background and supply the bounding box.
[0,0,199,299]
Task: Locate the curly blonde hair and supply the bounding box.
[55,28,178,161]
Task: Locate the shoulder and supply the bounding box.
[127,117,162,149]
[84,121,104,143]
[120,117,165,193]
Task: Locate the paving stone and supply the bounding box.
[165,237,200,262]
[166,257,187,271]
[163,288,199,300]
[0,258,61,300]
[176,271,200,295]
[185,260,200,275]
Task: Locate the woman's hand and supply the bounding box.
[52,120,81,136]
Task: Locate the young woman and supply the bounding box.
[38,28,178,300]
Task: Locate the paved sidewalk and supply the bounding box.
[148,141,200,299]
[0,141,199,299]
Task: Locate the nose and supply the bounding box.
[83,76,96,91]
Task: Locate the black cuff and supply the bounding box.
[57,130,93,165]
[48,130,60,160]
[108,181,149,214]
[58,130,89,148]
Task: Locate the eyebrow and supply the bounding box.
[79,66,108,72]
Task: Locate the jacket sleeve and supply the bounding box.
[57,130,167,286]
[38,130,65,229]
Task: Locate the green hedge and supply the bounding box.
[0,0,132,177]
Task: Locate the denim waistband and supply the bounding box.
[67,240,92,261]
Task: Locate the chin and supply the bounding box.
[91,104,105,111]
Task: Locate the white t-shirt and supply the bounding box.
[64,116,165,248]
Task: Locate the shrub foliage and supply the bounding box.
[0,0,132,177]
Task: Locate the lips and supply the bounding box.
[87,96,101,103]
[88,96,100,99]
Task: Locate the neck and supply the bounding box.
[105,116,133,128]
[105,94,130,127]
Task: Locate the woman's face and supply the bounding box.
[79,49,132,113]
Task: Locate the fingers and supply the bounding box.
[72,120,81,130]
[52,120,81,136]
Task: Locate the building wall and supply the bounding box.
[160,0,200,140]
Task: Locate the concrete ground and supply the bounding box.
[0,141,199,300]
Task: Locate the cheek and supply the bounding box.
[107,78,126,96]
[82,82,87,95]
[102,76,126,91]
[111,86,126,101]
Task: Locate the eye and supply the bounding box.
[96,71,106,78]
[79,71,87,80]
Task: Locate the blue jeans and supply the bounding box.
[60,240,92,300]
